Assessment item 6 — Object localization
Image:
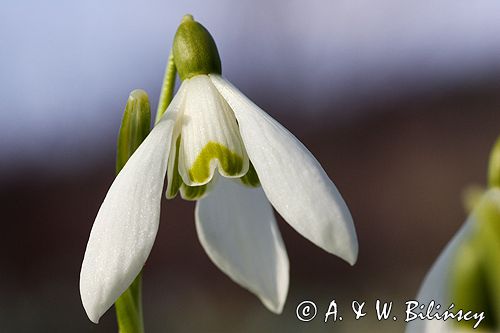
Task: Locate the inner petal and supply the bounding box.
[178,75,249,186]
[166,134,217,201]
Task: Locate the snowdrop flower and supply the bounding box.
[405,188,500,333]
[80,15,358,323]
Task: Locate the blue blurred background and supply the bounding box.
[1,0,500,332]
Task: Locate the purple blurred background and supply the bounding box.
[1,0,500,332]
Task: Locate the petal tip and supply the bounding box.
[80,267,108,324]
[335,215,359,266]
[89,315,100,325]
[346,252,358,266]
[346,240,359,266]
[81,296,102,324]
[261,296,285,315]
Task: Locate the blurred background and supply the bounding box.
[1,0,500,332]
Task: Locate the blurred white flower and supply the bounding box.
[79,73,358,323]
[406,188,500,333]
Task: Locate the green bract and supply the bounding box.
[116,89,151,173]
[114,89,150,333]
[173,14,222,80]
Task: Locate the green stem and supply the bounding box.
[155,49,177,124]
[115,273,145,333]
[488,136,500,189]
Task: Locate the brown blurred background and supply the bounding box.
[1,0,500,332]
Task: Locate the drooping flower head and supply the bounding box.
[406,139,500,333]
[80,15,358,324]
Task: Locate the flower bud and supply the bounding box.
[116,89,151,173]
[173,14,222,80]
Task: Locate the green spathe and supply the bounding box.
[173,14,222,80]
[116,89,151,173]
[114,89,150,333]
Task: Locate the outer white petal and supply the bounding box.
[405,218,473,333]
[178,75,249,186]
[210,74,358,265]
[79,89,184,323]
[195,177,289,313]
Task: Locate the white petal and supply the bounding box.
[165,87,217,201]
[178,75,249,186]
[195,177,289,313]
[79,90,183,323]
[210,74,358,265]
[405,218,473,333]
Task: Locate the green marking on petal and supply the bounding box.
[180,183,208,201]
[166,136,182,199]
[189,141,244,183]
[240,162,260,187]
[168,135,214,200]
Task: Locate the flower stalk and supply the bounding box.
[488,136,500,189]
[115,274,145,333]
[114,89,151,333]
[155,50,177,124]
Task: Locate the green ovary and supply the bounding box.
[189,141,244,183]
